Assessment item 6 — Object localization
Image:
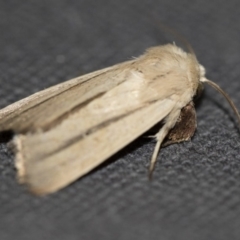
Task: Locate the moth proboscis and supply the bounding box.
[0,44,239,195]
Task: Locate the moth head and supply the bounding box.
[195,81,204,101]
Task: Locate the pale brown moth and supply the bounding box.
[0,44,239,195]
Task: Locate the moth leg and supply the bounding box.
[148,101,197,178]
[148,108,181,178]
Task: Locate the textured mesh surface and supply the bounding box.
[1,1,240,240]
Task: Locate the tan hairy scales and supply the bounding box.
[0,44,206,195]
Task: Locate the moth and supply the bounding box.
[0,44,239,195]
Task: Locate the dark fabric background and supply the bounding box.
[1,1,240,240]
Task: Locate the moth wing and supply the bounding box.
[15,98,175,195]
[0,60,134,132]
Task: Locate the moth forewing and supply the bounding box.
[0,60,134,132]
[1,43,236,195]
[15,99,175,194]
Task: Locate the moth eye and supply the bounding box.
[194,82,204,100]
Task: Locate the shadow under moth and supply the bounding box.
[0,44,239,195]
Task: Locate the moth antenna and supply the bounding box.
[202,78,240,126]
